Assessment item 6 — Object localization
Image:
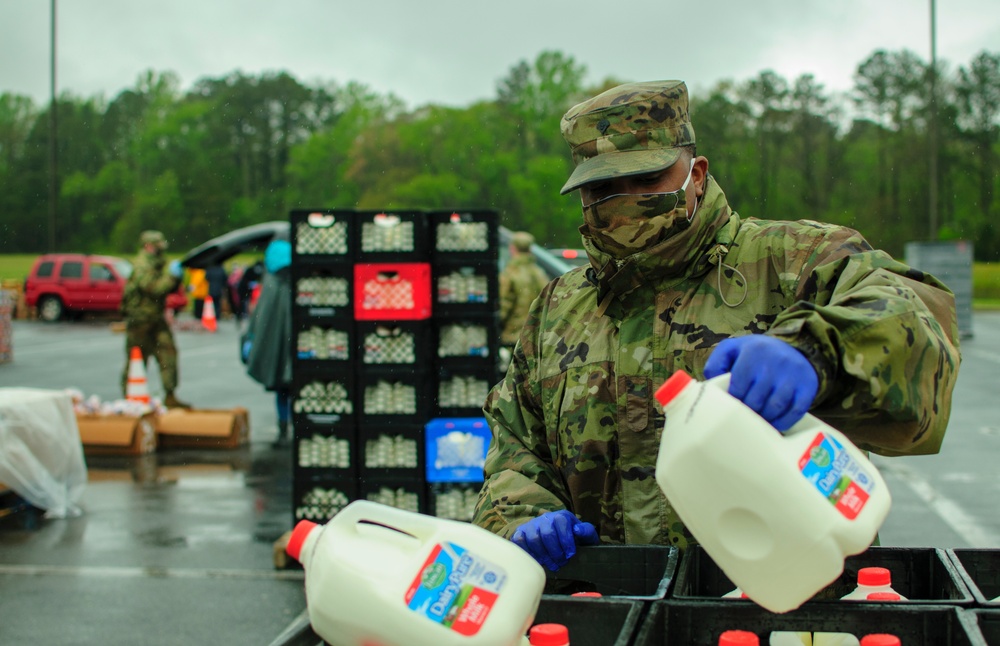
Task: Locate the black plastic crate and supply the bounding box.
[951,549,1000,606]
[358,474,428,515]
[292,472,358,523]
[293,423,358,473]
[357,320,432,368]
[428,209,500,263]
[291,264,354,320]
[974,609,1000,645]
[354,209,430,262]
[434,365,499,417]
[267,591,642,646]
[634,600,985,645]
[531,597,644,646]
[434,314,499,368]
[357,368,433,426]
[291,368,357,430]
[293,319,355,366]
[432,260,498,316]
[290,209,355,264]
[543,545,678,601]
[358,423,424,478]
[426,481,481,521]
[673,544,973,604]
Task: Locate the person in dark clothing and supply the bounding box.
[205,263,230,319]
[236,261,264,320]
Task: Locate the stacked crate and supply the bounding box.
[289,208,500,525]
[426,210,500,521]
[290,210,358,522]
[355,209,433,515]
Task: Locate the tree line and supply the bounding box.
[0,48,998,259]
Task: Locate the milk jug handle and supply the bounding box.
[703,372,815,436]
[335,500,443,542]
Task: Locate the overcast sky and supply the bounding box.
[2,0,998,110]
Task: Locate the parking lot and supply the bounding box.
[1,311,999,644]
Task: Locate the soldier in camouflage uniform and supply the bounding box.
[120,230,190,409]
[499,231,551,349]
[472,80,961,571]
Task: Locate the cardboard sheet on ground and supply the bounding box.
[0,388,87,518]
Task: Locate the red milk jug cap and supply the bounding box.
[858,567,892,587]
[867,592,901,601]
[718,630,759,645]
[286,520,318,561]
[655,370,694,407]
[570,591,603,597]
[860,635,901,646]
[529,623,570,645]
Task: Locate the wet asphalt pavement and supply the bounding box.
[0,316,306,645]
[2,310,1000,645]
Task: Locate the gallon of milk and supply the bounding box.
[814,568,906,646]
[654,370,891,614]
[286,500,546,646]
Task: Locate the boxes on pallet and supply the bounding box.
[76,412,157,456]
[155,407,249,450]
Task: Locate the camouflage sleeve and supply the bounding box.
[134,261,180,298]
[498,270,514,324]
[472,290,572,538]
[765,228,961,457]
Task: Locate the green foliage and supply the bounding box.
[1,49,999,261]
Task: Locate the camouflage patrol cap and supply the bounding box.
[140,230,168,250]
[511,231,534,252]
[560,80,695,194]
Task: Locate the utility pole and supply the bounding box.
[928,0,939,241]
[48,0,58,252]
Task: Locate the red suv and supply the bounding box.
[24,253,187,322]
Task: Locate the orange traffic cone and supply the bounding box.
[125,346,151,404]
[201,296,218,332]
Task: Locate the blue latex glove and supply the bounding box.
[241,340,252,363]
[703,335,819,432]
[168,260,183,278]
[511,510,600,572]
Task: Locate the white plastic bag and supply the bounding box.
[0,388,87,518]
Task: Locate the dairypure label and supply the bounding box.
[405,542,507,636]
[798,432,875,520]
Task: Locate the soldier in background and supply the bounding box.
[498,231,550,368]
[473,80,961,571]
[120,230,190,409]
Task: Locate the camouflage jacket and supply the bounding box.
[499,255,551,346]
[122,250,180,324]
[472,177,961,549]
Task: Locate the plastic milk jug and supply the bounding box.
[859,636,900,646]
[722,589,811,645]
[529,623,570,645]
[654,370,891,614]
[285,500,546,646]
[841,567,907,600]
[720,631,760,645]
[814,569,905,646]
